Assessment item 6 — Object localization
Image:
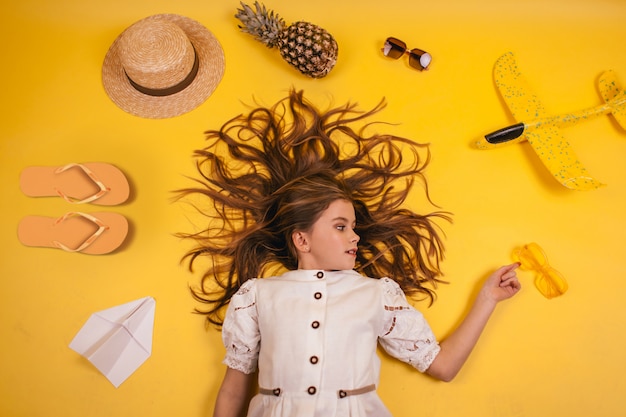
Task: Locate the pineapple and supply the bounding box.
[235,1,338,78]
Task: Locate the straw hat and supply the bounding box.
[102,14,225,119]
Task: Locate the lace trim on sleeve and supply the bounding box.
[222,279,260,374]
[378,277,441,372]
[223,351,258,374]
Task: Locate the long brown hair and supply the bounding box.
[176,89,451,326]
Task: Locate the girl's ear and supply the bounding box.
[292,231,310,253]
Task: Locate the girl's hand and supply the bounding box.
[425,263,521,382]
[479,263,522,304]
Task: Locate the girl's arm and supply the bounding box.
[425,263,521,382]
[213,367,254,417]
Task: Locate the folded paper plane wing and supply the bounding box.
[69,296,155,388]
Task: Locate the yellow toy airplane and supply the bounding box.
[475,52,626,191]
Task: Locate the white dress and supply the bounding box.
[221,269,441,417]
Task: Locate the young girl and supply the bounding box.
[177,90,521,417]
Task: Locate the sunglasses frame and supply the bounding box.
[382,37,432,71]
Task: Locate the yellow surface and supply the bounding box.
[1,0,625,416]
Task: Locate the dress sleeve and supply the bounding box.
[377,277,441,373]
[221,279,260,374]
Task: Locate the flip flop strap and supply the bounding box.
[52,212,109,252]
[54,163,110,204]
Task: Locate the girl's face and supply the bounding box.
[295,199,360,271]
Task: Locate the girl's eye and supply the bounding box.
[336,225,346,231]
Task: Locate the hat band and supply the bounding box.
[125,47,200,97]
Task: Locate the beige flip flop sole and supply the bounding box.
[20,162,130,205]
[17,212,129,255]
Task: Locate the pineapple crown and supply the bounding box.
[235,1,286,49]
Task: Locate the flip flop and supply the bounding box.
[17,212,129,255]
[19,163,130,205]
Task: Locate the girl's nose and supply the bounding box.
[351,232,360,243]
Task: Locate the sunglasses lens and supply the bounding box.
[383,38,406,59]
[513,249,531,270]
[408,49,431,70]
[535,268,568,299]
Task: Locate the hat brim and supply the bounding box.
[102,14,225,119]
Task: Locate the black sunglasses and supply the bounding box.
[382,37,432,71]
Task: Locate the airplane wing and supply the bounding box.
[524,123,605,190]
[494,52,548,125]
[493,52,605,190]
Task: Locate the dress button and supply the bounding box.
[310,356,319,364]
[316,271,324,279]
[308,386,317,395]
[311,320,320,329]
[314,292,322,299]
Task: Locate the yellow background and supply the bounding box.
[1,0,625,416]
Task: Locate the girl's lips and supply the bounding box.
[346,248,358,256]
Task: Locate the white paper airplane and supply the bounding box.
[69,296,155,387]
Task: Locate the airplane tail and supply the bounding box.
[599,70,626,130]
